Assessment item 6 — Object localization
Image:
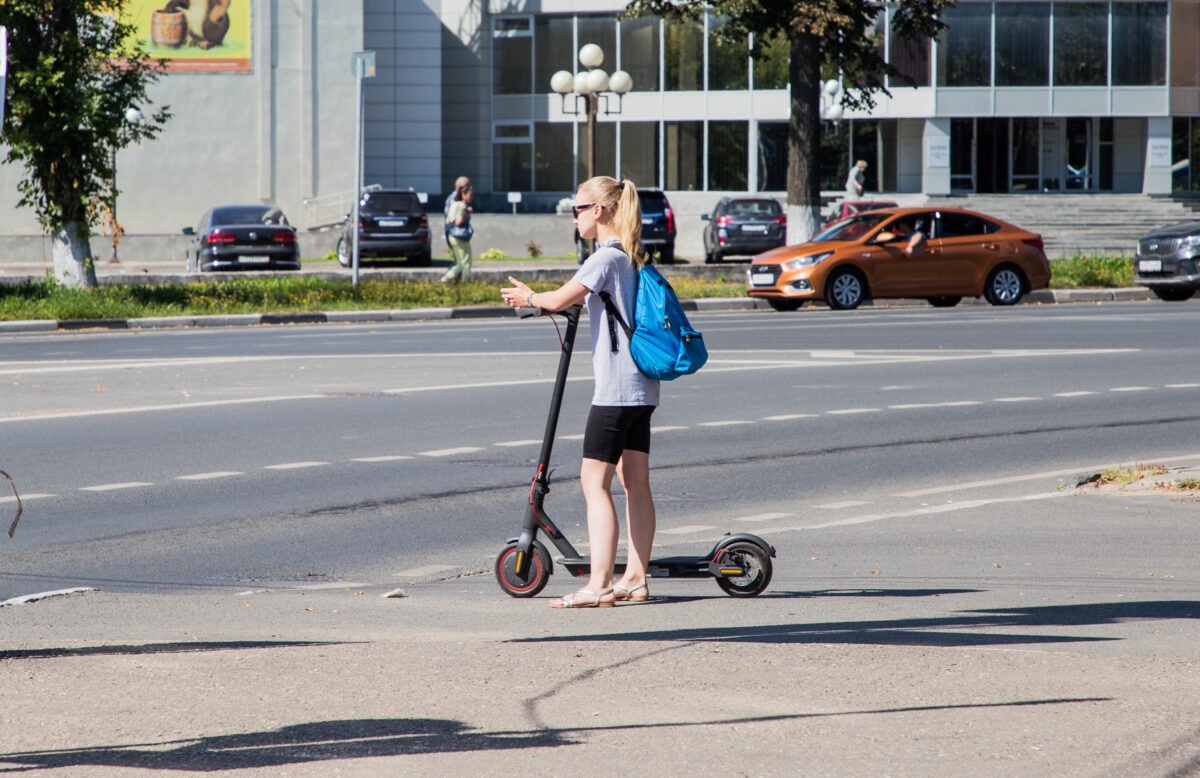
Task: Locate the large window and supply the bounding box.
[535,122,574,191]
[534,17,575,94]
[665,121,702,190]
[1111,2,1166,86]
[1171,2,1200,87]
[888,10,930,87]
[495,145,531,191]
[937,3,991,87]
[493,18,532,95]
[708,121,747,190]
[820,123,849,191]
[621,122,659,188]
[1011,118,1039,191]
[951,119,975,191]
[995,3,1049,86]
[664,20,703,90]
[619,17,660,92]
[575,123,616,182]
[757,122,788,191]
[753,31,788,90]
[1054,3,1107,86]
[708,15,748,90]
[576,16,616,69]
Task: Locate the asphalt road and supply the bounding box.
[3,301,1200,775]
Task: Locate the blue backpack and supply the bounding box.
[598,264,708,381]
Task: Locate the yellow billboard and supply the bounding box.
[125,0,251,73]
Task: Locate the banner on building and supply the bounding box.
[126,0,251,73]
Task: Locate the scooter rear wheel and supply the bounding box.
[495,539,552,598]
[713,541,773,597]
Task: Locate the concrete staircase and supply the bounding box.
[923,194,1197,258]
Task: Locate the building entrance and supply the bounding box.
[951,117,1113,194]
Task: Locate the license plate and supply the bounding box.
[642,218,654,225]
[1138,259,1162,272]
[378,218,407,227]
[238,256,270,264]
[742,224,768,233]
[750,272,775,286]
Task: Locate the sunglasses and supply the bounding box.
[571,202,597,217]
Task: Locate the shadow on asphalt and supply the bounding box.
[511,600,1200,648]
[0,640,348,661]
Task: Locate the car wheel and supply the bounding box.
[927,296,962,308]
[1151,287,1196,302]
[824,267,867,310]
[659,246,674,265]
[767,298,804,312]
[984,265,1026,306]
[704,250,719,264]
[336,237,351,268]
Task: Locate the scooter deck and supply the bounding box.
[557,555,745,580]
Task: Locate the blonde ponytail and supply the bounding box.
[582,176,646,268]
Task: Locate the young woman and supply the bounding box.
[442,186,473,283]
[500,176,659,608]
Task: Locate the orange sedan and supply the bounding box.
[746,207,1051,311]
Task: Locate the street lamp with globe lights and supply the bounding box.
[550,44,632,182]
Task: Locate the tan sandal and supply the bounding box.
[550,588,615,608]
[613,582,650,602]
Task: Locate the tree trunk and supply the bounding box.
[52,221,99,287]
[786,29,824,245]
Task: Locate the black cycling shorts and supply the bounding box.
[582,405,655,464]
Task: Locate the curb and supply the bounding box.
[0,288,1160,335]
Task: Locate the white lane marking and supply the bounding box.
[394,565,460,579]
[417,447,483,457]
[264,461,330,470]
[699,420,756,427]
[994,396,1040,403]
[763,414,818,421]
[827,408,881,415]
[815,500,871,509]
[889,403,936,410]
[652,426,689,433]
[0,493,55,503]
[495,439,542,447]
[1166,383,1200,389]
[658,524,718,535]
[1110,386,1152,392]
[297,581,370,590]
[561,434,585,441]
[352,455,415,462]
[737,512,792,522]
[0,587,98,607]
[80,482,154,492]
[933,401,984,407]
[794,491,1071,531]
[892,452,1200,498]
[1054,391,1096,397]
[176,471,243,480]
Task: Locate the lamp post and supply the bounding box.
[550,44,632,183]
[109,106,143,264]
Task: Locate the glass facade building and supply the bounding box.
[485,0,1200,198]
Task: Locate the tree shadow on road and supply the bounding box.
[510,600,1200,648]
[0,640,347,661]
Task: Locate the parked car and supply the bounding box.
[746,207,1050,311]
[1133,221,1200,301]
[184,205,300,272]
[575,187,676,264]
[823,199,899,227]
[701,197,787,263]
[338,188,431,267]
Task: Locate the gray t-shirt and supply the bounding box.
[572,240,661,407]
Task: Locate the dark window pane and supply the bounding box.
[534,17,575,94]
[495,144,531,190]
[937,3,991,86]
[888,9,930,87]
[621,122,659,188]
[708,120,747,190]
[665,121,702,190]
[535,122,575,191]
[852,121,879,192]
[996,3,1049,86]
[1054,3,1107,86]
[1111,2,1166,86]
[757,122,788,190]
[1173,117,1190,192]
[576,122,616,181]
[753,31,788,90]
[494,19,532,95]
[1171,2,1200,86]
[951,118,974,191]
[820,122,849,191]
[620,17,660,92]
[576,16,616,70]
[708,15,748,90]
[664,20,703,90]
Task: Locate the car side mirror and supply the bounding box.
[182,227,194,236]
[873,231,896,244]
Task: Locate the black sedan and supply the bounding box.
[702,197,786,263]
[184,205,300,272]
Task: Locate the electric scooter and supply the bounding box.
[495,304,775,599]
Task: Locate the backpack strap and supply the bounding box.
[597,291,633,354]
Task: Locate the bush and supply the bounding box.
[1050,254,1134,288]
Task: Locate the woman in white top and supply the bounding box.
[501,176,659,607]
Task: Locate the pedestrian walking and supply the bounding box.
[500,176,659,608]
[444,176,470,247]
[845,159,867,199]
[442,186,474,283]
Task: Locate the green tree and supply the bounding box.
[0,0,170,287]
[625,0,953,241]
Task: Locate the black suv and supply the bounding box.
[338,188,431,267]
[701,197,786,263]
[575,187,677,264]
[1134,220,1200,301]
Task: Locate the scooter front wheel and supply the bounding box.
[495,539,552,598]
[713,540,773,597]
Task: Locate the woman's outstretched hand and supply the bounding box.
[501,276,532,309]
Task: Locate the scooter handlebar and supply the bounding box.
[515,306,545,319]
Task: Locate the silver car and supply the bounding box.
[1134,222,1200,301]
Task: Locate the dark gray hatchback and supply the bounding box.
[1134,221,1200,301]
